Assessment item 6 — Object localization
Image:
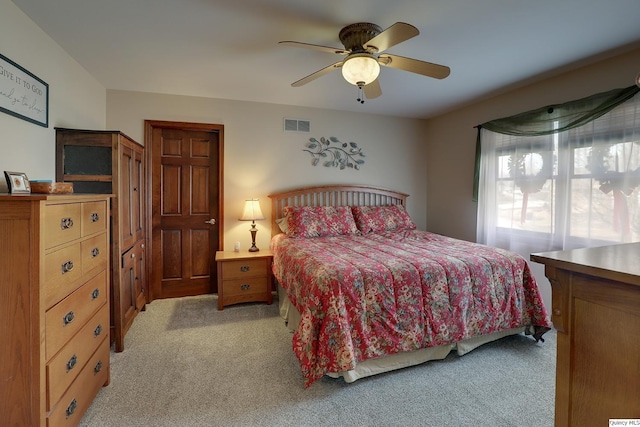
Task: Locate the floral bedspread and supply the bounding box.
[270,230,551,387]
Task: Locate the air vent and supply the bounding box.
[284,118,310,133]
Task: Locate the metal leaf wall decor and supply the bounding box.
[304,136,366,170]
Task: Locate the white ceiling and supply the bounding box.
[11,0,640,119]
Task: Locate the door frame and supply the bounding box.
[144,120,224,303]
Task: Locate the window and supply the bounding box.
[477,89,640,254]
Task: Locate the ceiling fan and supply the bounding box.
[279,22,450,103]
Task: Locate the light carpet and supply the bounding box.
[79,295,556,427]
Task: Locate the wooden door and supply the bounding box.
[119,137,145,251]
[118,240,146,343]
[133,241,146,311]
[146,121,224,300]
[132,142,145,244]
[119,141,135,251]
[119,246,137,329]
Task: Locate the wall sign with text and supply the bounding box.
[0,53,49,127]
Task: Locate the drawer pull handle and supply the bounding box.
[240,265,250,272]
[60,217,74,230]
[91,288,100,300]
[91,247,100,258]
[63,311,75,326]
[90,212,100,222]
[94,324,103,337]
[94,360,103,374]
[131,253,136,259]
[241,284,251,291]
[65,398,77,419]
[61,260,74,274]
[66,354,78,372]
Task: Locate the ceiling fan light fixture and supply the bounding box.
[341,53,380,86]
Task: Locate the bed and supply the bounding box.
[269,184,551,387]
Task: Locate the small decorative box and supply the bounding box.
[30,181,74,194]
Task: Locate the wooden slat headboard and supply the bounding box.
[268,184,409,236]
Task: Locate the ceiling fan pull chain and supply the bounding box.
[356,83,365,104]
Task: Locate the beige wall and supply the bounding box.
[0,0,106,191]
[106,90,429,251]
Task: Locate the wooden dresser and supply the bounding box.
[0,194,111,426]
[531,243,640,426]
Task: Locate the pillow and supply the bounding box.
[275,217,289,234]
[283,206,359,238]
[351,205,417,234]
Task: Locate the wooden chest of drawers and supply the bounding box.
[0,194,111,427]
[215,250,273,310]
[532,243,640,426]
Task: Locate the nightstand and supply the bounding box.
[215,250,273,310]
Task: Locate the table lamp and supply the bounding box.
[239,198,265,252]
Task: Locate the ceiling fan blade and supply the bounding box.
[379,53,450,79]
[364,22,419,53]
[364,79,382,99]
[291,61,343,87]
[279,41,349,55]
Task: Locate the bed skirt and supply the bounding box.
[277,283,525,383]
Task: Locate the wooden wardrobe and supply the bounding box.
[56,128,147,352]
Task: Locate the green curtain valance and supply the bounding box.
[481,85,640,136]
[472,85,640,202]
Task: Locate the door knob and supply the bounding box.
[204,219,216,225]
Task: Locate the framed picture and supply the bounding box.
[4,171,31,194]
[0,53,49,127]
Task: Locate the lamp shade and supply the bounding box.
[341,53,380,86]
[239,199,265,221]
